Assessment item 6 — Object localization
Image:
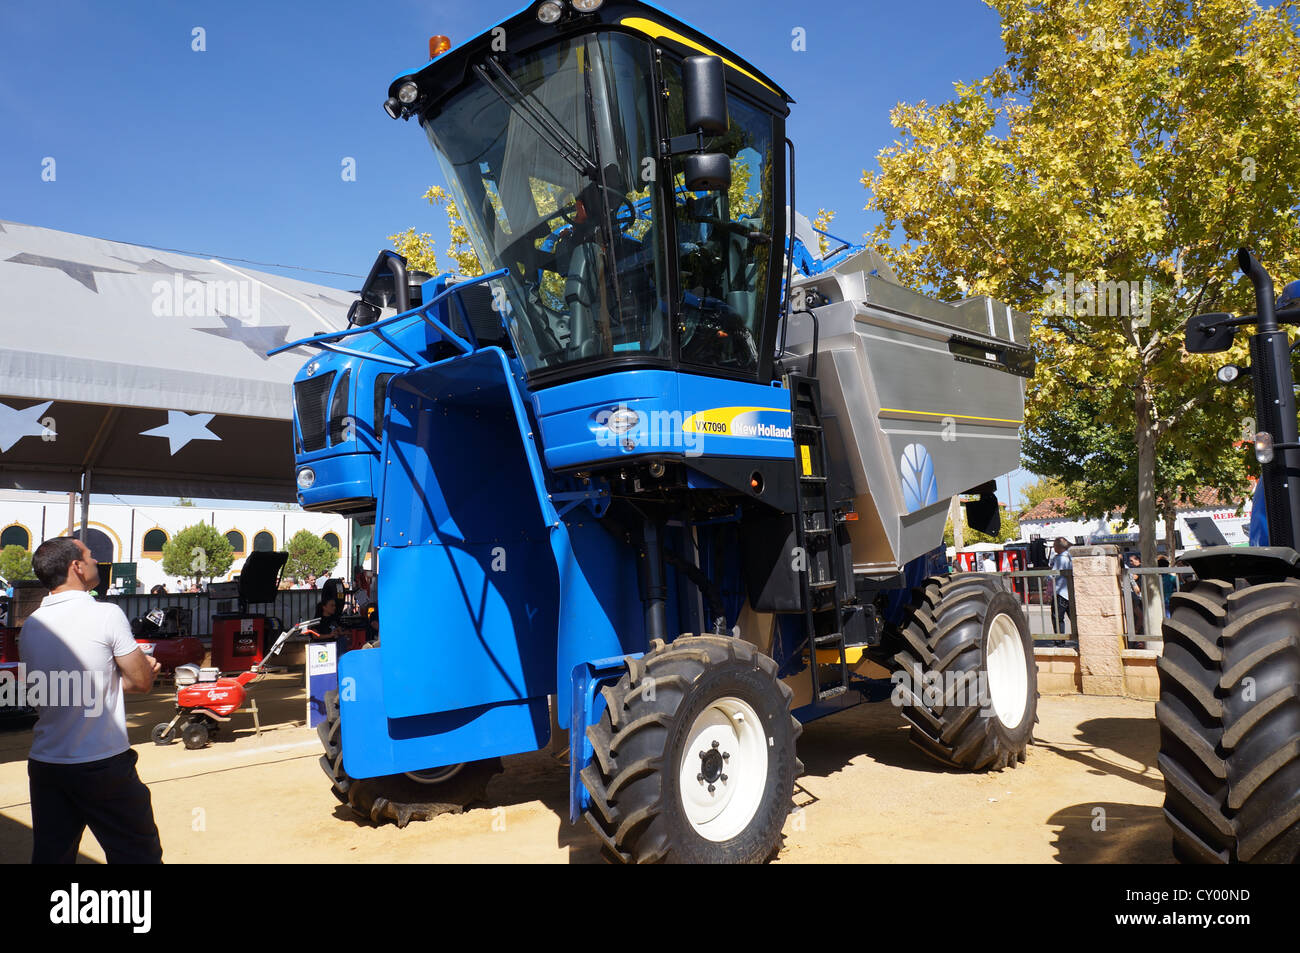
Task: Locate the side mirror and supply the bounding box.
[684,152,731,191]
[1185,312,1236,354]
[347,299,381,327]
[359,250,411,313]
[682,56,728,135]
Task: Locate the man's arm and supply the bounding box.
[116,647,160,694]
[107,606,160,693]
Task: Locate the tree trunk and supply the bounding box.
[1135,383,1165,645]
[1161,497,1178,559]
[949,495,964,551]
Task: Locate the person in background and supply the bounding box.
[149,584,167,596]
[1049,537,1072,636]
[980,552,998,573]
[1157,555,1178,617]
[313,595,352,660]
[1125,552,1145,636]
[21,537,163,864]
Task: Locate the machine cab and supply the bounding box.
[397,1,793,392]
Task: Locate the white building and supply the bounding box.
[0,489,352,592]
[1018,488,1253,551]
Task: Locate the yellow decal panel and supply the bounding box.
[799,444,813,476]
[681,407,792,439]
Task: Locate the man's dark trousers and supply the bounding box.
[28,748,163,863]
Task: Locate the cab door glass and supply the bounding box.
[663,60,776,376]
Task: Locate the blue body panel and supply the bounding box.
[338,646,550,776]
[531,370,795,470]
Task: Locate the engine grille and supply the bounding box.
[294,371,335,452]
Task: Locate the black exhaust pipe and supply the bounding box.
[1239,248,1300,548]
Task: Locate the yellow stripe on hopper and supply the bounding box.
[879,407,1024,424]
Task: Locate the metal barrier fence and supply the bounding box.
[1002,569,1075,643]
[1121,566,1194,649]
[102,589,324,638]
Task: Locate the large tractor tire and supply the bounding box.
[1157,577,1300,863]
[318,688,501,828]
[893,574,1038,771]
[581,635,800,864]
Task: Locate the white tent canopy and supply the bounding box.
[0,220,354,501]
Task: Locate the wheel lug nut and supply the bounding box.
[707,783,715,794]
[720,774,728,782]
[722,752,730,759]
[697,773,704,782]
[711,740,720,748]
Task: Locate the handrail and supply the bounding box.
[267,267,509,360]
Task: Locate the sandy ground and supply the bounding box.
[0,672,1172,864]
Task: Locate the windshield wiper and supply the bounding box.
[472,57,598,180]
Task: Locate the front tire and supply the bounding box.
[1157,576,1300,863]
[581,635,800,864]
[317,688,501,827]
[893,574,1038,770]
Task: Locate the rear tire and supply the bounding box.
[182,720,209,750]
[1157,576,1300,863]
[892,574,1038,770]
[317,687,501,827]
[581,635,800,864]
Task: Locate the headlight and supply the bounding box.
[397,81,420,104]
[1255,431,1274,464]
[1217,363,1242,383]
[537,1,563,23]
[297,468,316,489]
[605,407,639,434]
[572,0,605,11]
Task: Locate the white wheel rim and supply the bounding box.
[677,696,768,842]
[404,763,465,785]
[985,612,1029,729]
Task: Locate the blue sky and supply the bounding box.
[0,0,1033,506]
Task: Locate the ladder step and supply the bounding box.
[809,580,838,591]
[817,685,848,701]
[813,633,844,647]
[800,476,827,484]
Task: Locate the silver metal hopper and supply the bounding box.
[782,251,1031,576]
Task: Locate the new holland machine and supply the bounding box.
[275,0,1037,863]
[1160,249,1300,864]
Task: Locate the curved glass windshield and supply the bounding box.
[424,33,667,376]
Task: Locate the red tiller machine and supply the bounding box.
[209,551,288,673]
[152,620,310,749]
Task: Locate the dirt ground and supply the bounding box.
[0,672,1172,863]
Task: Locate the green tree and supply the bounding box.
[1015,474,1069,521]
[161,523,234,590]
[286,529,338,584]
[944,509,1021,546]
[0,545,34,583]
[864,0,1300,572]
[391,185,482,277]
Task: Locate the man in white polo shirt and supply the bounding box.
[21,536,163,863]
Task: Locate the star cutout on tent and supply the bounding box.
[0,400,54,453]
[139,411,221,455]
[194,315,291,360]
[110,256,212,280]
[5,253,132,293]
